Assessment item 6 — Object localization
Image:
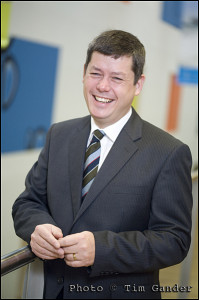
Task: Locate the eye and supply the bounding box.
[112,77,123,81]
[90,72,101,76]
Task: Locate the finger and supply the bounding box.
[62,245,77,255]
[51,225,63,240]
[32,247,60,260]
[64,253,79,262]
[31,241,64,260]
[31,230,63,254]
[33,225,61,249]
[39,227,61,249]
[31,234,64,259]
[59,233,80,247]
[32,234,57,252]
[64,257,83,268]
[64,256,91,268]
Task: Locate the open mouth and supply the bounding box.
[93,95,114,103]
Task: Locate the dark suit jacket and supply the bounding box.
[12,108,193,299]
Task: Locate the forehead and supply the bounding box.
[89,52,133,74]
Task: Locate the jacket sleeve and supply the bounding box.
[90,144,193,277]
[12,125,57,244]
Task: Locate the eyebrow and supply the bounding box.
[90,66,102,72]
[90,66,126,77]
[111,72,126,76]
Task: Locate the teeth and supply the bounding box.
[95,96,113,103]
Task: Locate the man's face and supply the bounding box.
[83,51,145,128]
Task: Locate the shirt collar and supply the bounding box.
[90,108,132,143]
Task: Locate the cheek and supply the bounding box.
[83,78,94,94]
[83,80,91,96]
[122,85,136,101]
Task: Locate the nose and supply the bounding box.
[96,76,111,92]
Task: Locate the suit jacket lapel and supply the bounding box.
[69,117,91,218]
[72,109,143,224]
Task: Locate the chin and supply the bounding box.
[90,109,109,119]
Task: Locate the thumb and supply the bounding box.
[51,225,63,240]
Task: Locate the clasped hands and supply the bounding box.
[30,224,95,267]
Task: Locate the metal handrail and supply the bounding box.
[191,169,198,182]
[1,170,198,277]
[1,245,36,276]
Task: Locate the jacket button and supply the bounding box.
[57,277,64,284]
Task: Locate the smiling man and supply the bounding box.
[83,52,145,128]
[12,30,192,299]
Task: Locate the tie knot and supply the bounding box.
[93,129,105,141]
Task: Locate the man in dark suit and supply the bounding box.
[12,30,192,299]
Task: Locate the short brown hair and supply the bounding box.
[85,30,145,84]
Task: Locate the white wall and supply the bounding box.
[1,1,198,298]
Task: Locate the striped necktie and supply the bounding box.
[82,129,105,201]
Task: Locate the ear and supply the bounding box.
[135,74,145,96]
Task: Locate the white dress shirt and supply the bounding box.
[88,108,132,170]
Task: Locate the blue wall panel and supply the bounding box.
[1,38,59,153]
